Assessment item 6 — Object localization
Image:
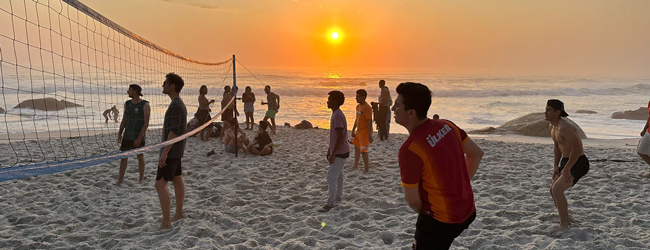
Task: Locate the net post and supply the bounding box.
[233,55,237,157]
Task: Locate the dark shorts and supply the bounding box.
[559,155,589,186]
[156,158,182,181]
[120,139,145,151]
[221,109,233,122]
[256,144,273,155]
[413,211,476,250]
[196,109,211,126]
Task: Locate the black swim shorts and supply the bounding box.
[412,211,476,250]
[156,158,182,181]
[558,155,589,186]
[120,139,145,151]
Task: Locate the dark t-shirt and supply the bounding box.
[123,99,148,141]
[255,131,272,151]
[161,98,187,158]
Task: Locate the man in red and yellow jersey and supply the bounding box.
[393,82,484,249]
[637,100,650,178]
[351,89,373,173]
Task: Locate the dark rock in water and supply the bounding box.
[0,107,4,114]
[284,122,291,127]
[575,110,597,114]
[13,98,82,111]
[469,127,500,134]
[498,112,587,139]
[611,107,647,120]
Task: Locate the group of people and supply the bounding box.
[113,74,650,248]
[321,80,596,249]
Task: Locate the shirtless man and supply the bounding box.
[546,99,589,236]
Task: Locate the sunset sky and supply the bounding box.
[32,0,650,76]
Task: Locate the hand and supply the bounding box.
[351,131,356,138]
[210,99,215,104]
[134,138,141,147]
[328,155,335,164]
[117,134,122,144]
[642,130,646,137]
[369,135,374,143]
[158,154,168,168]
[561,168,573,184]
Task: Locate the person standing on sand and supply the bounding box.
[261,85,280,135]
[636,100,650,177]
[319,90,350,212]
[351,89,373,173]
[378,79,391,140]
[393,82,483,249]
[156,73,187,230]
[196,85,215,141]
[242,86,256,130]
[546,99,589,236]
[116,84,150,186]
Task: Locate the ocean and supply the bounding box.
[1,69,649,140]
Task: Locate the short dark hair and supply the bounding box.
[396,82,432,120]
[229,117,238,127]
[165,73,184,92]
[328,90,345,107]
[129,84,143,96]
[356,89,367,97]
[265,85,271,90]
[259,120,268,130]
[379,79,385,86]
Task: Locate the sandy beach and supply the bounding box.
[1,126,650,249]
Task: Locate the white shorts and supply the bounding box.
[637,132,650,156]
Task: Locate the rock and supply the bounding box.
[284,122,291,127]
[294,120,313,129]
[611,107,647,120]
[0,107,4,114]
[498,112,587,139]
[13,98,82,111]
[575,110,597,114]
[469,127,501,134]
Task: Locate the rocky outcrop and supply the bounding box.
[611,107,647,121]
[469,112,587,139]
[575,110,597,114]
[13,98,82,111]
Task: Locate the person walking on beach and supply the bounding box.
[261,85,280,135]
[116,84,150,186]
[393,82,483,249]
[156,73,187,230]
[196,85,215,141]
[636,100,650,178]
[351,89,373,173]
[319,90,350,212]
[242,86,256,130]
[377,79,391,140]
[546,99,589,236]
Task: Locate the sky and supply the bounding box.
[8,0,650,76]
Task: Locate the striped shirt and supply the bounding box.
[399,119,475,223]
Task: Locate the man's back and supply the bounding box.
[162,98,187,158]
[399,119,475,223]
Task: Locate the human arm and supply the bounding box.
[276,95,280,110]
[553,140,562,178]
[134,103,150,147]
[642,120,648,137]
[117,104,127,143]
[462,138,484,179]
[158,131,177,168]
[403,186,422,213]
[328,127,345,164]
[367,119,373,143]
[351,119,357,137]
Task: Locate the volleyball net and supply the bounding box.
[0,0,237,181]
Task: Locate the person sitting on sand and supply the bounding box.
[636,100,650,178]
[248,121,273,156]
[546,99,589,237]
[223,117,249,154]
[196,85,215,142]
[393,82,483,249]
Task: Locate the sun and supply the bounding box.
[330,32,339,40]
[326,28,343,44]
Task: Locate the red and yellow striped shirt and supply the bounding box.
[399,119,475,223]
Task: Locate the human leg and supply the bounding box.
[353,146,360,169]
[172,176,185,222]
[362,152,370,173]
[117,158,128,186]
[551,174,573,236]
[270,118,276,134]
[155,179,171,229]
[137,154,145,183]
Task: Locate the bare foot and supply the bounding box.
[553,225,570,237]
[115,180,123,186]
[364,168,369,174]
[171,214,184,222]
[352,165,358,170]
[643,172,650,178]
[159,222,171,230]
